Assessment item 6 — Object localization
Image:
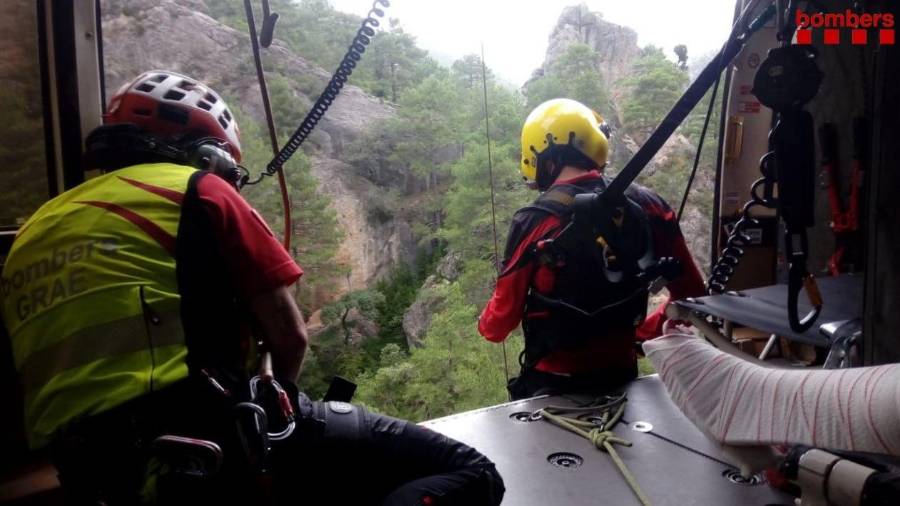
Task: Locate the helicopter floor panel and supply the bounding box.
[421,375,793,506]
[676,274,862,347]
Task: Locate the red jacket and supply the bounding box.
[478,170,704,374]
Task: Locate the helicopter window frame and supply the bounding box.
[40,0,106,195]
[0,0,105,258]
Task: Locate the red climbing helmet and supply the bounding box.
[104,70,242,162]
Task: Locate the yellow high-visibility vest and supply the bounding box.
[1,163,197,448]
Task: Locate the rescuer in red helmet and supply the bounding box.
[1,71,504,505]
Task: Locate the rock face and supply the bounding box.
[401,252,463,348]
[101,0,417,294]
[310,155,416,291]
[614,130,694,176]
[543,5,640,94]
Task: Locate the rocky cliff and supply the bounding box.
[101,0,418,293]
[402,251,462,348]
[541,5,640,103]
[309,155,416,291]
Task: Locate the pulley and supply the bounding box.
[752,45,824,111]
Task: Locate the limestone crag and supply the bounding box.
[310,155,416,292]
[542,4,640,97]
[528,4,693,173]
[614,129,695,177]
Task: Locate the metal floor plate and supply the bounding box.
[422,376,793,505]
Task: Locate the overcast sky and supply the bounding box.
[328,0,738,85]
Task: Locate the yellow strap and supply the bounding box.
[803,274,824,307]
[542,188,576,207]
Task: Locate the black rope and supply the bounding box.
[619,417,737,469]
[480,44,510,396]
[604,3,774,202]
[481,46,501,279]
[677,72,722,223]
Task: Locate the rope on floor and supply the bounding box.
[538,397,651,506]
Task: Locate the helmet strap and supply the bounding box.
[535,133,564,191]
[535,156,563,192]
[84,124,187,172]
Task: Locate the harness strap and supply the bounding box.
[523,183,598,217]
[529,288,648,319]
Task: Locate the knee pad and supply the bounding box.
[313,400,363,440]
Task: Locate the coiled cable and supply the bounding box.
[707,120,780,294]
[243,0,390,186]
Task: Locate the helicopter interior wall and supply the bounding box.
[0,0,103,481]
[719,0,899,364]
[797,0,900,364]
[863,1,900,365]
[782,0,877,280]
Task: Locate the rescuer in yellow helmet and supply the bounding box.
[1,71,504,505]
[478,98,705,400]
[519,98,612,191]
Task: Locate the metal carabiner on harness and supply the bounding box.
[249,375,296,442]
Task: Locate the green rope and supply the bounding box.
[539,400,652,506]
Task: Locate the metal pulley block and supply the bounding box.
[752,45,824,111]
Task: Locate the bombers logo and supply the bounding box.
[0,239,118,323]
[795,9,895,45]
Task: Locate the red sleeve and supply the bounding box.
[660,234,705,300]
[636,301,668,341]
[196,174,303,299]
[635,191,705,341]
[478,213,560,342]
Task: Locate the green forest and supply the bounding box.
[205,0,720,421]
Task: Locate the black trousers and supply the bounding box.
[52,381,504,505]
[506,362,638,400]
[271,394,504,505]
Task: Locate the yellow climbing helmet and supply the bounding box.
[520,98,610,189]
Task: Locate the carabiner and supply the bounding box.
[249,376,297,442]
[786,231,822,333]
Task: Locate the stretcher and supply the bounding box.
[673,274,862,355]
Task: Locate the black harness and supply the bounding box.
[520,178,657,368]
